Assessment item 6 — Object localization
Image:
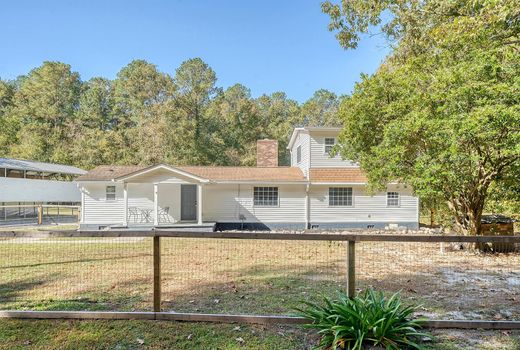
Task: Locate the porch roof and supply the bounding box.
[75,164,307,183]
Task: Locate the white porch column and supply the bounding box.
[123,182,128,226]
[197,184,203,225]
[80,187,85,224]
[153,183,159,226]
[305,184,310,229]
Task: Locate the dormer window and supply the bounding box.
[296,145,302,164]
[324,138,335,154]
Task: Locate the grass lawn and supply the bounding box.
[1,229,519,348]
[0,319,519,350]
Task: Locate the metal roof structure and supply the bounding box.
[0,158,86,176]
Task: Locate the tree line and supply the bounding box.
[0,59,342,169]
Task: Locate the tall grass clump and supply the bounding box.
[296,289,429,350]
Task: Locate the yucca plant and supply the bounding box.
[296,289,429,350]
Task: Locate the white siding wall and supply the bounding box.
[309,131,357,167]
[203,184,306,223]
[127,183,154,211]
[309,184,418,224]
[126,183,181,223]
[82,182,183,225]
[157,184,180,222]
[290,132,310,177]
[82,182,124,224]
[81,182,418,227]
[0,177,81,202]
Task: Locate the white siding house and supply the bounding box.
[77,127,419,230]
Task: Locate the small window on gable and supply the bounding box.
[329,187,353,206]
[254,187,278,206]
[106,186,116,201]
[296,145,302,164]
[387,192,399,207]
[324,137,335,154]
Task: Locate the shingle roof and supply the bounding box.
[309,167,367,183]
[75,165,146,181]
[77,165,368,183]
[179,166,305,181]
[0,157,86,175]
[76,165,306,182]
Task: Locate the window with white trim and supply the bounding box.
[296,145,302,164]
[329,187,353,206]
[106,186,116,201]
[324,137,335,154]
[387,191,399,207]
[254,187,278,206]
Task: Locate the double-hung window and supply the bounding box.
[296,145,302,164]
[106,186,116,201]
[254,187,278,206]
[387,191,399,207]
[324,137,335,154]
[329,187,353,206]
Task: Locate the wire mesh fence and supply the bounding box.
[356,241,520,321]
[161,238,347,315]
[0,235,152,311]
[0,231,519,324]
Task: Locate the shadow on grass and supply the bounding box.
[0,253,151,270]
[0,277,52,302]
[0,274,152,312]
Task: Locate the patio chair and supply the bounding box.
[158,206,172,224]
[128,207,140,224]
[140,208,153,223]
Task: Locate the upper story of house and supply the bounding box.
[286,127,357,177]
[77,126,367,186]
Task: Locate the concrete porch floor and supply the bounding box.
[111,222,217,232]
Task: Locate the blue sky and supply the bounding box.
[1,0,390,102]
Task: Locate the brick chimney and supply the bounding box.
[256,139,278,167]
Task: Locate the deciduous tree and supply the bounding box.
[324,0,520,235]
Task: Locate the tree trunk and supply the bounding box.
[447,195,485,236]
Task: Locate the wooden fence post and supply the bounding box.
[347,240,356,298]
[153,236,161,312]
[37,205,43,225]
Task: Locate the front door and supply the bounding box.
[180,184,197,221]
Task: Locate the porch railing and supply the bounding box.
[0,204,80,226]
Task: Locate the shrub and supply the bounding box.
[296,289,429,350]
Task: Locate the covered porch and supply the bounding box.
[117,165,211,228]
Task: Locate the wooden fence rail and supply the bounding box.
[0,230,519,329]
[1,229,519,242]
